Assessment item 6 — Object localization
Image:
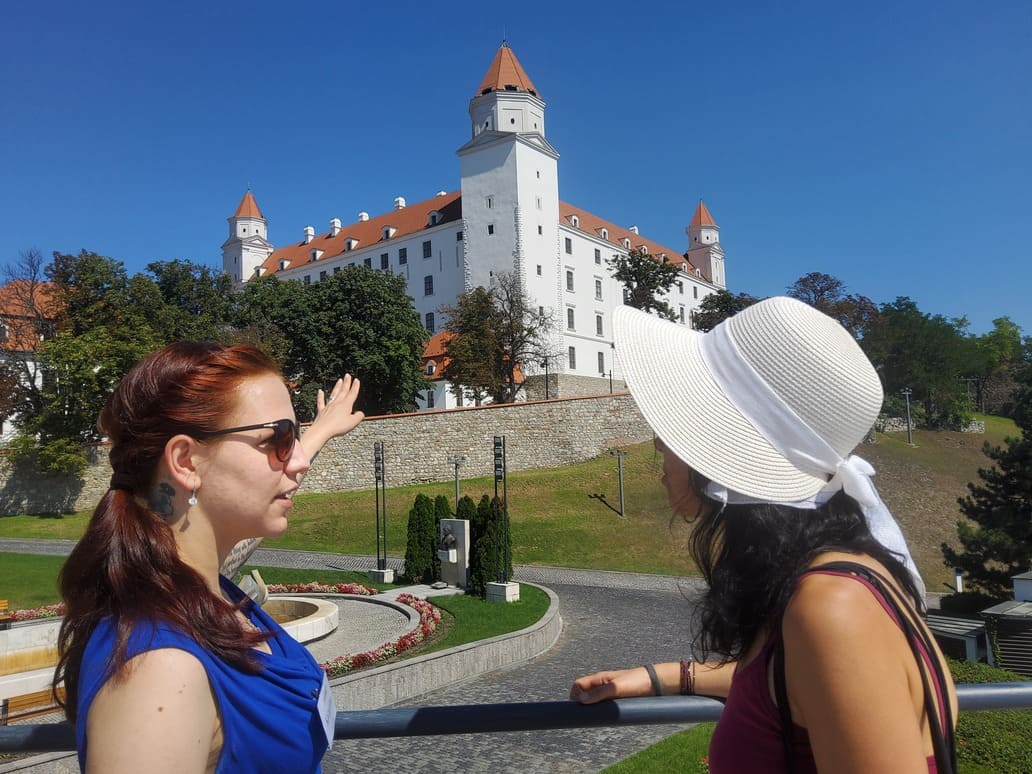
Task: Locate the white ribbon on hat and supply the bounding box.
[699,321,926,604]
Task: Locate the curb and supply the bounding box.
[330,582,562,711]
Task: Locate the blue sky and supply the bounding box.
[2,1,1029,335]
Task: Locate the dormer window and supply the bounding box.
[345,238,359,251]
[310,249,323,262]
[570,215,579,228]
[382,225,397,240]
[599,228,608,240]
[681,262,688,272]
[279,259,290,271]
[426,362,437,376]
[622,238,631,249]
[429,211,440,226]
[695,268,702,277]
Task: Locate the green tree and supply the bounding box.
[607,249,680,320]
[145,259,235,342]
[691,289,758,332]
[966,317,1025,413]
[442,272,554,404]
[403,494,436,583]
[468,495,511,596]
[861,297,973,427]
[942,367,1032,597]
[307,267,428,416]
[786,272,879,339]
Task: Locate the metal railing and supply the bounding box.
[2,683,1031,754]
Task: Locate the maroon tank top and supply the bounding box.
[707,570,943,773]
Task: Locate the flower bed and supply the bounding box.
[266,581,378,596]
[321,593,442,678]
[9,603,65,622]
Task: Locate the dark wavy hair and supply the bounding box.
[687,470,920,662]
[56,342,281,723]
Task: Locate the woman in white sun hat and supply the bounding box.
[571,297,957,773]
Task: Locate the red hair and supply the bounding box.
[56,342,282,723]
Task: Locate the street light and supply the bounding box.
[541,355,551,399]
[901,388,914,446]
[610,449,628,517]
[447,455,465,506]
[600,370,613,394]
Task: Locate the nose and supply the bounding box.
[286,438,311,477]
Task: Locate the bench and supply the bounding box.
[0,686,66,725]
[0,599,12,630]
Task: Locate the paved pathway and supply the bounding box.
[1,539,705,773]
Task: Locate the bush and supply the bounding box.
[948,658,1032,773]
[468,495,512,597]
[403,494,435,583]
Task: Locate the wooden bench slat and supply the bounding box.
[1,686,66,725]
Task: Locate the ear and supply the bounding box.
[164,434,201,492]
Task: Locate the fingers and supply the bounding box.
[569,672,619,704]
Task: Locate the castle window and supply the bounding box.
[570,215,579,228]
[486,196,493,209]
[600,228,608,240]
[333,266,341,274]
[364,257,372,268]
[568,346,577,370]
[399,247,407,265]
[564,237,572,255]
[538,225,543,235]
[598,351,605,373]
[595,279,603,300]
[424,275,434,295]
[677,281,684,294]
[694,286,699,299]
[303,275,311,285]
[596,314,604,336]
[536,265,542,276]
[488,224,495,235]
[380,253,389,270]
[426,362,436,375]
[679,305,686,323]
[426,389,435,409]
[422,240,432,259]
[567,307,575,330]
[566,270,574,292]
[425,312,435,333]
[536,197,542,210]
[594,248,601,264]
[456,231,463,241]
[429,212,439,226]
[319,270,327,281]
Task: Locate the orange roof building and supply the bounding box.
[221,43,727,411]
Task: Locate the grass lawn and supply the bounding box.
[603,723,713,773]
[0,416,1021,593]
[0,553,66,610]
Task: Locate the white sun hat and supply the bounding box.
[614,297,925,599]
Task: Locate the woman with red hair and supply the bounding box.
[56,342,363,773]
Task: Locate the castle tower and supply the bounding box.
[458,43,560,294]
[685,200,726,289]
[222,190,274,284]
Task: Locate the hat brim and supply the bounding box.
[613,305,829,502]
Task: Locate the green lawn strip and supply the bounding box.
[420,584,550,653]
[237,565,394,592]
[603,723,713,773]
[0,552,65,609]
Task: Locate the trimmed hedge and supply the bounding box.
[948,658,1032,773]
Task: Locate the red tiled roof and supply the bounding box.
[422,331,455,381]
[0,281,60,352]
[558,202,696,271]
[234,190,263,219]
[262,191,462,274]
[688,200,717,229]
[476,42,539,98]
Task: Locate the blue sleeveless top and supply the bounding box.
[75,576,331,773]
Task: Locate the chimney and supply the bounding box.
[329,218,341,237]
[629,225,639,235]
[394,196,406,210]
[436,190,447,197]
[358,211,369,222]
[303,226,315,244]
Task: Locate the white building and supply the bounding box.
[221,43,726,410]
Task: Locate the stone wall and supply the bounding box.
[0,393,650,515]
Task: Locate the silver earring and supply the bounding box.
[188,488,198,507]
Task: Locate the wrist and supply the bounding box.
[643,664,663,696]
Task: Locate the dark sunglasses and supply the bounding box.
[196,419,300,462]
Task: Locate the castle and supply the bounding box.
[221,43,726,409]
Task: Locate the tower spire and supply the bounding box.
[476,42,539,98]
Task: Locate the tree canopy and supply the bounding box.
[607,249,681,320]
[691,289,759,332]
[442,272,555,404]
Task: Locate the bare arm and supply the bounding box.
[784,573,953,773]
[86,649,218,773]
[570,660,735,704]
[219,375,364,578]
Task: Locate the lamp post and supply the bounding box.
[447,455,465,506]
[600,370,613,394]
[901,388,914,446]
[541,355,551,399]
[610,449,628,517]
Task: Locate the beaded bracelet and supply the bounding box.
[680,660,696,696]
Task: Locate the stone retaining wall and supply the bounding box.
[0,393,650,515]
